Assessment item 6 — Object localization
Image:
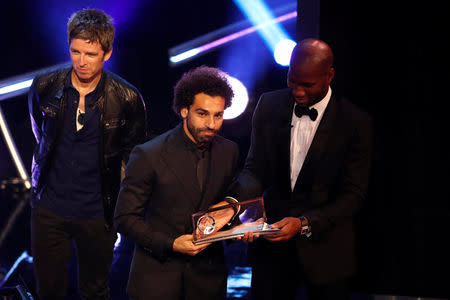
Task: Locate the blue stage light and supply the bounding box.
[0,80,33,96]
[168,7,296,66]
[0,251,33,288]
[233,0,295,64]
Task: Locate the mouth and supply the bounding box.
[76,68,89,74]
[202,131,215,136]
[200,129,216,136]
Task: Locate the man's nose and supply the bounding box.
[292,85,306,97]
[79,54,87,66]
[206,116,217,129]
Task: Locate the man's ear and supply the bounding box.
[103,49,113,62]
[180,107,188,118]
[327,67,335,84]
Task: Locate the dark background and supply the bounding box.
[0,0,449,299]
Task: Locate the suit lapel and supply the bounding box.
[160,125,201,208]
[276,93,295,193]
[294,95,338,191]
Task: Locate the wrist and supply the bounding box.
[298,216,312,237]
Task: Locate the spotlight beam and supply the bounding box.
[233,0,292,51]
[169,2,296,66]
[0,106,31,190]
[0,62,71,102]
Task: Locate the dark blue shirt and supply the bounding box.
[40,73,103,218]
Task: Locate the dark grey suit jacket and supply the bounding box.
[232,88,373,284]
[114,123,239,298]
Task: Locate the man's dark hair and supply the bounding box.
[67,9,115,53]
[172,66,234,115]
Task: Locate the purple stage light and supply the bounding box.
[170,10,297,65]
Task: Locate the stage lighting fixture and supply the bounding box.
[233,0,292,49]
[274,39,296,66]
[223,75,249,120]
[0,106,31,190]
[0,80,33,96]
[0,251,33,288]
[0,62,70,102]
[0,63,70,192]
[227,266,252,298]
[169,2,297,66]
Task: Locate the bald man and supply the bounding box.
[230,38,373,299]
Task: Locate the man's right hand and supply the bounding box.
[173,234,211,256]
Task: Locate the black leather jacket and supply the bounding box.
[28,67,147,227]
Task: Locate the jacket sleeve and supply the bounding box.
[227,94,266,201]
[113,145,174,262]
[122,90,147,164]
[28,77,42,143]
[306,112,373,234]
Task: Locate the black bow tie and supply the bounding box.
[294,105,318,121]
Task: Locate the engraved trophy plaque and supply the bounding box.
[192,197,279,245]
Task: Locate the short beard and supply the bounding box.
[187,120,217,145]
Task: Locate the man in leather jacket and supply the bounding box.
[27,8,147,299]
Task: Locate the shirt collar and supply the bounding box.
[292,86,332,121]
[66,69,103,102]
[311,86,332,115]
[180,124,211,153]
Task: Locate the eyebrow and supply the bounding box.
[194,108,223,115]
[69,48,99,56]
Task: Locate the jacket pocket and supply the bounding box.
[41,103,59,118]
[104,118,126,129]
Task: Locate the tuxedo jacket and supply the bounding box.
[114,124,239,298]
[234,88,373,284]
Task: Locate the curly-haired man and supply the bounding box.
[114,66,238,300]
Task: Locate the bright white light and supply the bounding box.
[0,107,31,189]
[274,39,296,66]
[168,9,297,65]
[170,48,200,63]
[0,79,33,95]
[223,75,248,120]
[114,233,121,249]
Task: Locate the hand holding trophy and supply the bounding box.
[195,201,235,238]
[192,197,279,245]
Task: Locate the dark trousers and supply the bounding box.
[250,242,351,300]
[127,250,228,300]
[31,205,116,300]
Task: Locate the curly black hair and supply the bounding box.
[172,66,234,115]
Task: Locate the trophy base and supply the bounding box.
[193,222,280,245]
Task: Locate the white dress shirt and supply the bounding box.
[290,87,332,190]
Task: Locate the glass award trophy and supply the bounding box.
[192,197,280,245]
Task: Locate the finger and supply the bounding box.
[270,223,281,229]
[264,232,285,241]
[270,220,286,229]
